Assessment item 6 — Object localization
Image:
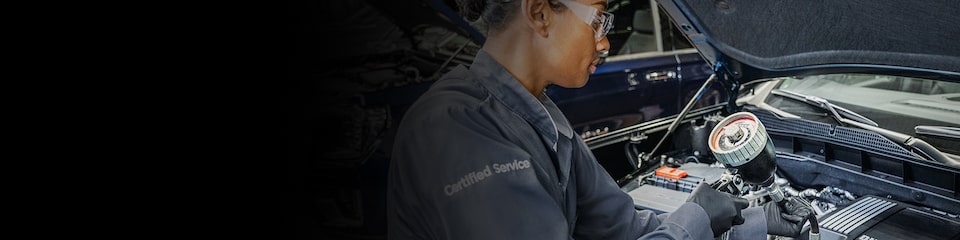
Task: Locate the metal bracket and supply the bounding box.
[713,58,742,114]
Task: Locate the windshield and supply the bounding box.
[764,74,960,154]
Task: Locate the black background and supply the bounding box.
[288,0,463,239]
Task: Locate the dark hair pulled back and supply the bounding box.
[456,0,562,31]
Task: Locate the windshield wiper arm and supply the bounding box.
[771,89,880,127]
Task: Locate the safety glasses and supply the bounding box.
[557,0,614,41]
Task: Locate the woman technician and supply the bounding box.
[387,0,811,239]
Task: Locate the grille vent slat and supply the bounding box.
[819,197,897,234]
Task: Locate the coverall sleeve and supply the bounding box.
[570,139,715,240]
[724,207,767,240]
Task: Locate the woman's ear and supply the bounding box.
[522,0,552,37]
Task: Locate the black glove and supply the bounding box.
[764,196,815,237]
[685,183,749,237]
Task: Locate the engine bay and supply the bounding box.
[602,108,960,239]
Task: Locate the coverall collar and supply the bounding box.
[470,50,575,151]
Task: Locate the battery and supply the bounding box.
[644,163,727,192]
[648,174,704,192]
[632,163,729,213]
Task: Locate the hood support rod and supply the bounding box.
[645,72,718,165]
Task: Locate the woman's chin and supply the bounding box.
[556,77,590,89]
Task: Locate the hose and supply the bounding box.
[808,213,820,240]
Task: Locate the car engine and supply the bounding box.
[610,109,960,239]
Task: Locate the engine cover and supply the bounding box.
[802,196,960,240]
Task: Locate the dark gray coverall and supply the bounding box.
[388,51,766,239]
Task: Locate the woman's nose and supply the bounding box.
[597,36,610,52]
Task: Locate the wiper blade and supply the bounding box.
[915,125,960,140]
[771,89,879,127]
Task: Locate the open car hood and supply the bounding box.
[656,0,960,83]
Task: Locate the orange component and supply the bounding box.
[655,166,688,180]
